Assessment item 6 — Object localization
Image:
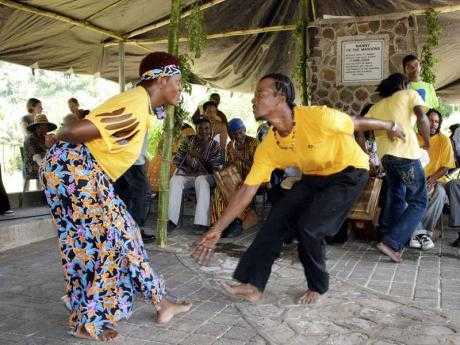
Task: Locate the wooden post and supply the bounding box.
[300,0,310,105]
[118,41,126,92]
[156,0,181,247]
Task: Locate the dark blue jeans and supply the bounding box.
[380,155,427,251]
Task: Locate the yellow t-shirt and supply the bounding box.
[418,133,455,177]
[244,106,369,186]
[86,86,154,181]
[366,89,425,160]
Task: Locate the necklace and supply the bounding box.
[273,122,296,151]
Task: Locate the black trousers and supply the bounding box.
[233,167,368,294]
[114,163,151,227]
[0,164,11,214]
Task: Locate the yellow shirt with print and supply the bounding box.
[366,89,424,160]
[86,86,154,181]
[418,133,455,178]
[244,106,369,186]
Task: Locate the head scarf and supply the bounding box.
[138,64,181,120]
[228,118,245,134]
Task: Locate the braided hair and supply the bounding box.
[260,73,296,110]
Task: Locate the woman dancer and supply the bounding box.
[41,52,191,341]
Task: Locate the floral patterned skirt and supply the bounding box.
[40,142,166,337]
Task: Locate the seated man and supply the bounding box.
[168,117,224,233]
[211,118,258,237]
[410,109,455,250]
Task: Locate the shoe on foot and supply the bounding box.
[167,220,178,233]
[409,234,423,249]
[0,209,14,216]
[222,219,243,238]
[192,225,208,235]
[420,234,434,250]
[141,230,155,243]
[451,232,460,247]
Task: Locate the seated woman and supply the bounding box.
[23,114,57,191]
[168,117,224,234]
[211,118,258,237]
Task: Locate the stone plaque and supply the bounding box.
[337,35,389,85]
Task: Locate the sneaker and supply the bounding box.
[141,230,155,244]
[419,234,434,250]
[222,219,243,238]
[451,232,460,247]
[192,225,209,235]
[409,234,423,249]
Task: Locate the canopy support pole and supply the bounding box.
[118,41,126,92]
[300,0,310,105]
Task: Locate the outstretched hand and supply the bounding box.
[191,229,222,266]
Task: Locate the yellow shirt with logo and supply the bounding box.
[418,133,455,177]
[86,86,154,181]
[244,106,369,186]
[365,89,424,160]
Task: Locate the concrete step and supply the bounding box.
[0,207,54,253]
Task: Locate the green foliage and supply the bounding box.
[146,126,163,158]
[179,54,193,95]
[438,99,454,118]
[174,104,190,137]
[186,4,207,59]
[421,9,442,84]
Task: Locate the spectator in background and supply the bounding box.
[409,109,455,249]
[211,118,258,238]
[23,114,56,191]
[209,93,227,122]
[202,101,228,150]
[403,54,439,109]
[0,163,13,216]
[21,98,42,136]
[168,117,224,234]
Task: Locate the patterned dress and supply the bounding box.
[211,135,258,224]
[40,142,166,337]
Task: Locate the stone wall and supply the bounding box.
[309,15,419,115]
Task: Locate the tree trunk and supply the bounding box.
[156,0,181,247]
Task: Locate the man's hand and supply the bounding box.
[191,228,222,266]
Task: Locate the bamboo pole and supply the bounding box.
[156,0,181,247]
[0,0,124,40]
[118,41,126,92]
[105,25,296,47]
[126,0,228,38]
[300,0,309,105]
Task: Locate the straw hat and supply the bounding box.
[27,114,57,132]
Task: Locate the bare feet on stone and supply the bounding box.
[156,298,192,324]
[376,242,402,263]
[221,282,263,303]
[71,325,118,341]
[297,290,320,304]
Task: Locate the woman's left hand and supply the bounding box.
[388,123,405,142]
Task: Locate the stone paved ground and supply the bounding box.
[0,213,459,344]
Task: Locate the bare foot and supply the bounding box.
[377,242,402,263]
[221,282,263,303]
[297,290,320,304]
[156,299,192,324]
[71,325,118,341]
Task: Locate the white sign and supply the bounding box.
[337,36,389,85]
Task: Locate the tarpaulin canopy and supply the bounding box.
[1,0,460,101]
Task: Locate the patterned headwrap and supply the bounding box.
[139,64,181,82]
[139,64,181,120]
